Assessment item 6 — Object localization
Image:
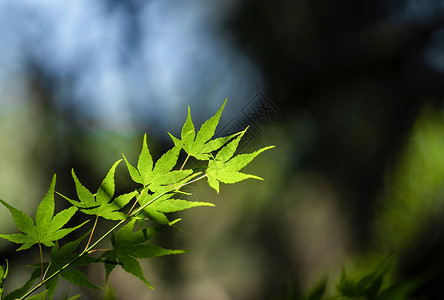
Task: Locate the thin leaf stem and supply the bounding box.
[84,215,99,252]
[87,248,110,253]
[38,243,43,282]
[85,219,127,253]
[19,174,208,299]
[169,154,191,189]
[41,262,51,282]
[127,187,146,216]
[179,154,190,171]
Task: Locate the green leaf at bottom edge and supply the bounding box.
[117,252,154,289]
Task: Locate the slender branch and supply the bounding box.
[84,216,99,252]
[19,174,208,299]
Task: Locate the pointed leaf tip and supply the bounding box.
[122,154,143,184]
[36,174,57,232]
[96,159,122,204]
[181,99,229,160]
[138,134,154,184]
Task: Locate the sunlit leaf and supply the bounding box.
[60,160,136,220]
[137,134,154,184]
[123,137,182,190]
[206,129,274,193]
[154,199,214,213]
[169,99,231,160]
[0,175,85,251]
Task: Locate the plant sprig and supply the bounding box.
[0,100,274,299]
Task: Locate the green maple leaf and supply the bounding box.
[103,218,185,288]
[60,160,137,220]
[0,175,86,251]
[206,128,275,193]
[122,135,188,190]
[168,99,240,160]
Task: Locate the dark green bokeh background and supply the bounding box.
[2,0,444,299]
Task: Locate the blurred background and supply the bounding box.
[2,0,444,299]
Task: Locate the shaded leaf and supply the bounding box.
[307,278,327,300]
[61,267,102,290]
[117,252,154,288]
[63,294,82,300]
[103,252,118,283]
[26,290,48,300]
[103,218,185,288]
[48,233,102,290]
[4,267,40,300]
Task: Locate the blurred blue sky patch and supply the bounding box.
[0,0,263,132]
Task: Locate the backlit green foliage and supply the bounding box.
[0,100,273,299]
[0,176,85,251]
